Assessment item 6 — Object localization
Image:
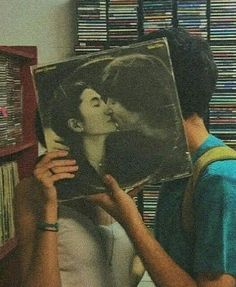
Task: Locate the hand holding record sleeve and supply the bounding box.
[33,150,78,204]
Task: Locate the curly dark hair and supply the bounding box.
[49,56,114,144]
[100,53,175,127]
[139,27,218,119]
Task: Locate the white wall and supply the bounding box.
[0,0,77,154]
[0,0,77,64]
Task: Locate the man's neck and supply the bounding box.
[183,114,209,154]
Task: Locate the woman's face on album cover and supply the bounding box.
[107,98,141,130]
[78,88,117,135]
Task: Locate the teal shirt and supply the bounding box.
[154,134,236,277]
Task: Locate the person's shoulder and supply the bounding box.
[205,158,236,179]
[196,159,236,201]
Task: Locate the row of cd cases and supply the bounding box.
[75,0,139,53]
[0,161,19,247]
[208,0,236,149]
[75,0,236,49]
[0,55,23,148]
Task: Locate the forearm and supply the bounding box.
[125,219,197,287]
[23,203,61,287]
[91,175,235,287]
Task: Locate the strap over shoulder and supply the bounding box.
[182,145,236,238]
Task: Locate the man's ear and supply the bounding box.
[67,118,84,133]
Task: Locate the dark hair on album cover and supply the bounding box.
[50,57,114,143]
[101,53,174,127]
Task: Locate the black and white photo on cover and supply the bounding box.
[33,38,192,201]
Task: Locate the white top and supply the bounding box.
[58,204,136,287]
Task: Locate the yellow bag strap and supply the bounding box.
[182,146,236,239]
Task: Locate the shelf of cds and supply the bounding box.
[107,0,139,47]
[209,0,236,149]
[177,0,208,39]
[142,0,173,34]
[0,53,23,149]
[0,46,38,287]
[75,0,210,54]
[75,0,236,228]
[75,0,140,53]
[0,161,19,260]
[75,0,108,54]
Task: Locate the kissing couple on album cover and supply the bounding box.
[34,38,192,200]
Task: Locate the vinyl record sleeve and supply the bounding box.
[33,38,192,201]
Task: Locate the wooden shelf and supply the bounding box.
[0,238,17,261]
[0,46,38,286]
[0,46,36,60]
[0,140,37,158]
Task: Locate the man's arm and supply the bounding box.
[89,175,236,287]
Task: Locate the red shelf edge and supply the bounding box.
[0,237,17,261]
[0,140,37,157]
[0,46,36,60]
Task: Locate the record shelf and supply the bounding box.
[0,46,37,287]
[209,0,236,149]
[75,0,236,228]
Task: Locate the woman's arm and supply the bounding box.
[15,150,78,287]
[15,179,60,287]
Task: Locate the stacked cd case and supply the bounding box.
[209,1,236,149]
[0,55,23,147]
[142,0,173,34]
[177,0,208,39]
[209,45,236,148]
[75,0,108,54]
[107,0,139,47]
[0,161,19,247]
[210,0,236,41]
[141,184,160,228]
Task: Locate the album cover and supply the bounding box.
[33,38,192,201]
